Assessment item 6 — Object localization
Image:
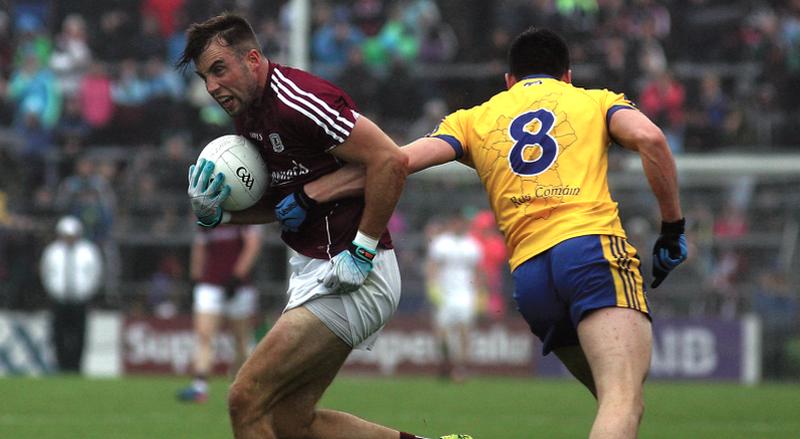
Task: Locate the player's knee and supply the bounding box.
[272,414,313,439]
[227,380,262,425]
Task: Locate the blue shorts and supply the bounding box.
[512,234,650,355]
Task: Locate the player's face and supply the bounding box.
[195,39,260,116]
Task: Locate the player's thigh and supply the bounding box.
[577,307,652,392]
[553,345,596,396]
[232,306,351,411]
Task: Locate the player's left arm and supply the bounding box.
[610,108,687,287]
[609,108,682,222]
[232,226,263,279]
[328,116,408,238]
[226,196,276,225]
[302,136,457,204]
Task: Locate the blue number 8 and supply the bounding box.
[508,109,558,176]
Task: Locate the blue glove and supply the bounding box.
[275,188,317,232]
[651,218,688,288]
[188,158,231,228]
[323,239,376,294]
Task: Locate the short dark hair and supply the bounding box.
[508,27,570,79]
[176,12,261,71]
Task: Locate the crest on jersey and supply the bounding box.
[269,133,284,153]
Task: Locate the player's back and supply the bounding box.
[431,75,635,269]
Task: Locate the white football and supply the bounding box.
[197,134,269,211]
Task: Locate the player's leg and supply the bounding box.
[179,283,224,402]
[552,345,596,396]
[226,285,258,376]
[578,307,651,439]
[228,249,405,438]
[553,235,652,439]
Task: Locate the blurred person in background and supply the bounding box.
[178,224,264,403]
[469,210,508,320]
[39,216,103,373]
[425,212,483,382]
[277,27,687,439]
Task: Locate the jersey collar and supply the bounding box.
[521,74,556,80]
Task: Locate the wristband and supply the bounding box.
[353,230,379,250]
[295,187,318,210]
[660,218,685,235]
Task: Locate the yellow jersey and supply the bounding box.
[429,75,637,270]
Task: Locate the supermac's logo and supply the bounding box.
[236,167,254,189]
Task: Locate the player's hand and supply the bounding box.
[651,218,688,288]
[323,241,376,294]
[224,275,242,299]
[275,188,317,232]
[188,158,231,228]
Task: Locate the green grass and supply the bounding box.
[1,375,799,438]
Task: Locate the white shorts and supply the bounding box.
[285,249,401,350]
[435,302,476,329]
[193,283,258,319]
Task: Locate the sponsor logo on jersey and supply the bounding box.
[270,160,310,186]
[249,132,263,141]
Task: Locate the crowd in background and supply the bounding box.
[0,0,798,371]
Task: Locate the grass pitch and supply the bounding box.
[1,375,798,438]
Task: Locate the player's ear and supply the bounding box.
[562,69,572,84]
[505,73,517,90]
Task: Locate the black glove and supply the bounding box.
[651,218,688,288]
[224,276,243,299]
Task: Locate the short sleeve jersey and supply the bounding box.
[234,63,392,259]
[429,75,636,270]
[196,224,263,285]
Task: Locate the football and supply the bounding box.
[196,134,269,211]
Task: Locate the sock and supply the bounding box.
[399,433,428,439]
[192,375,208,393]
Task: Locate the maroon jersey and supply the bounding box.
[234,63,392,259]
[196,225,260,285]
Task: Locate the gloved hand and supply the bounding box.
[323,237,377,294]
[275,188,317,232]
[188,158,231,228]
[224,275,242,299]
[651,218,688,288]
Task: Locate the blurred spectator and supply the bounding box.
[311,7,366,79]
[0,11,14,79]
[685,73,735,151]
[40,216,103,373]
[12,12,52,68]
[470,210,508,320]
[110,58,149,144]
[50,13,92,98]
[418,23,459,64]
[352,0,387,37]
[639,69,685,153]
[142,0,186,38]
[147,253,184,318]
[134,15,168,61]
[92,9,136,63]
[78,61,114,140]
[362,3,420,70]
[54,95,90,175]
[7,50,62,187]
[55,155,116,244]
[336,47,379,117]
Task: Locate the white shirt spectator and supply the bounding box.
[428,231,482,309]
[40,217,103,303]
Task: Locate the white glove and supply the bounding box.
[188,158,231,227]
[323,232,378,294]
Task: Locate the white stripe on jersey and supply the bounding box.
[273,68,354,132]
[271,82,346,144]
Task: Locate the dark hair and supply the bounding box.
[176,12,261,71]
[508,27,570,79]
